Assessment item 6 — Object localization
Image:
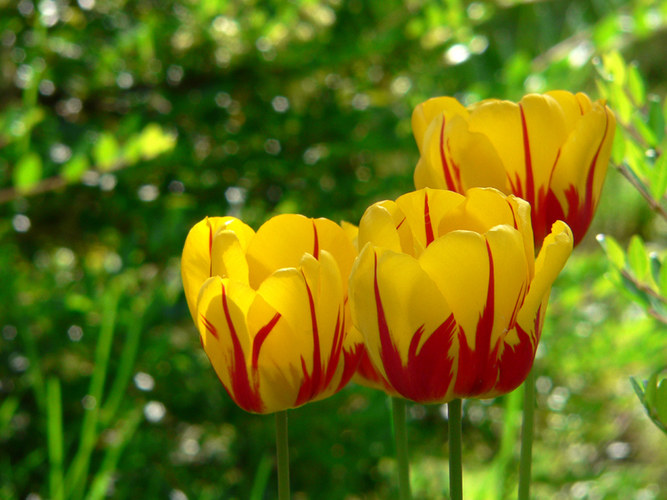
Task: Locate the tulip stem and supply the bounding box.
[391,397,411,500]
[518,369,535,500]
[448,398,463,500]
[275,410,290,500]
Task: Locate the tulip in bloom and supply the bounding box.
[412,91,615,245]
[349,188,572,403]
[181,214,362,413]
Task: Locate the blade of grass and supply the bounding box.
[20,326,46,411]
[493,390,522,500]
[46,377,64,500]
[0,396,19,437]
[84,409,142,500]
[249,453,273,500]
[100,297,148,426]
[65,286,121,500]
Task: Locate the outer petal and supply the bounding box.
[358,202,406,254]
[438,187,521,237]
[197,276,264,413]
[395,188,465,251]
[182,216,242,322]
[211,230,250,284]
[245,214,317,288]
[349,244,456,402]
[517,220,573,333]
[547,102,615,243]
[412,96,468,153]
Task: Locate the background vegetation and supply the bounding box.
[1,0,666,498]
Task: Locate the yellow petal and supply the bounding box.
[550,102,616,214]
[412,96,468,153]
[197,276,265,412]
[417,230,488,350]
[211,230,250,284]
[394,188,465,251]
[484,225,530,347]
[182,216,240,323]
[438,187,519,236]
[358,202,404,254]
[245,214,316,288]
[349,245,451,384]
[313,218,357,283]
[340,220,359,252]
[517,220,573,332]
[444,115,508,192]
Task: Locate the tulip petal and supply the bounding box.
[197,276,264,413]
[444,115,508,192]
[350,244,455,399]
[517,220,573,334]
[548,103,615,243]
[182,216,242,322]
[438,187,520,236]
[358,202,405,254]
[245,214,317,288]
[211,230,250,284]
[412,96,467,153]
[395,188,464,251]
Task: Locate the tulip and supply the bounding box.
[412,91,615,246]
[181,214,362,413]
[348,187,573,403]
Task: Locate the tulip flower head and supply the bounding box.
[412,91,615,246]
[349,188,573,403]
[181,214,362,414]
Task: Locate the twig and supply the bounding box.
[614,161,667,222]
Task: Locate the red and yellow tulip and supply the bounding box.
[349,188,572,403]
[181,214,362,413]
[412,91,615,246]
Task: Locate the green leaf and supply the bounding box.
[627,63,646,106]
[93,133,120,171]
[648,95,665,144]
[659,253,667,297]
[627,235,649,281]
[656,378,667,427]
[61,154,89,182]
[138,123,176,160]
[649,148,667,201]
[645,372,658,408]
[597,233,625,269]
[13,152,43,193]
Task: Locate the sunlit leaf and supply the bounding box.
[627,235,649,282]
[597,233,625,269]
[13,152,42,193]
[94,133,120,171]
[61,154,90,182]
[627,63,645,106]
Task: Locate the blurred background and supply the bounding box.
[1,0,667,498]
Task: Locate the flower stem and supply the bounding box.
[391,397,411,500]
[448,398,463,500]
[518,369,535,500]
[275,410,290,500]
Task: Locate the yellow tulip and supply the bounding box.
[181,214,362,413]
[412,91,615,246]
[349,188,573,403]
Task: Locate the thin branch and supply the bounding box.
[614,161,667,222]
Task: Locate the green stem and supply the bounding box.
[391,397,411,500]
[448,398,463,500]
[518,369,535,500]
[275,410,290,500]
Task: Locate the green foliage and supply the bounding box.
[631,369,667,435]
[2,0,667,499]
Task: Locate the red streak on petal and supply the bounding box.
[201,314,219,339]
[294,274,323,406]
[495,304,543,393]
[221,282,263,412]
[373,252,456,402]
[519,104,535,207]
[396,217,406,231]
[439,116,458,190]
[312,220,320,259]
[252,312,281,370]
[454,241,499,397]
[424,191,435,246]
